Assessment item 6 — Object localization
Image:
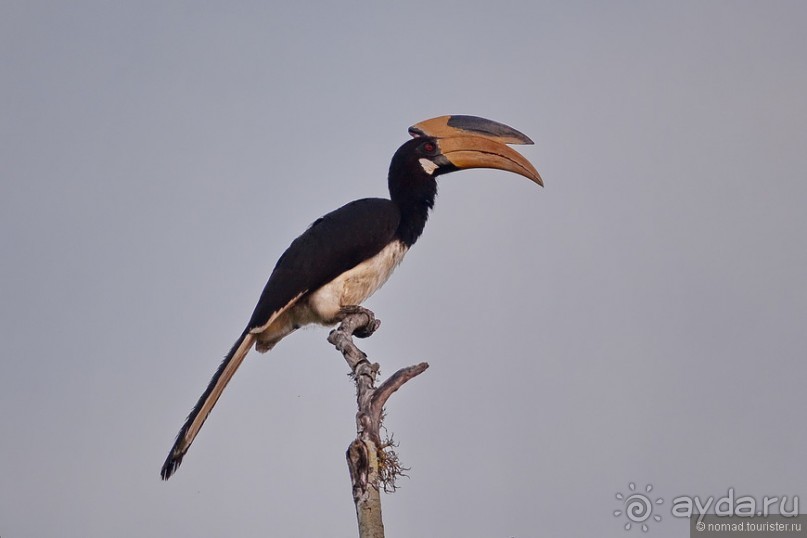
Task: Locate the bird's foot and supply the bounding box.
[338,306,380,338]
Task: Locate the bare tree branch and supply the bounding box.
[327,307,429,538]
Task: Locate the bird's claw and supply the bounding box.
[339,306,381,338]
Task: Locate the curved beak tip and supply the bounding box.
[533,173,545,187]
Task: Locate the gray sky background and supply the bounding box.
[2,2,806,537]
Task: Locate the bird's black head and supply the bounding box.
[387,116,542,246]
[388,136,453,196]
[387,137,442,238]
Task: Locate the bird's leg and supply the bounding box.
[338,305,380,338]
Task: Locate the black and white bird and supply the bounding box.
[160,115,542,479]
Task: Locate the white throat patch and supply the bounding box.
[418,158,439,175]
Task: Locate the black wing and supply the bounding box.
[246,197,401,330]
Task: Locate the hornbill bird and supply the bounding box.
[160,115,542,479]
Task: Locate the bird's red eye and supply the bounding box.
[422,141,436,154]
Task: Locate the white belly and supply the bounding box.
[305,240,409,323]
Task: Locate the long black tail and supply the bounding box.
[160,330,256,479]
